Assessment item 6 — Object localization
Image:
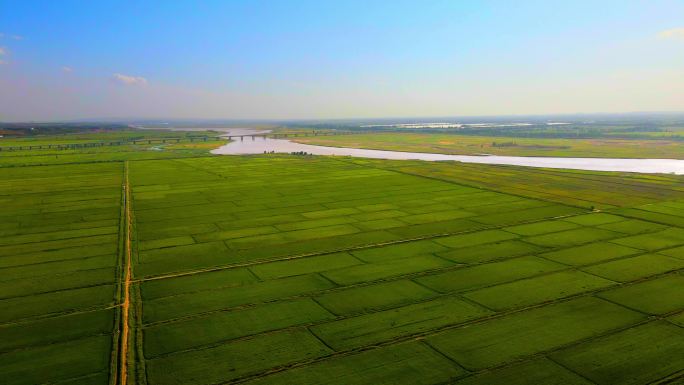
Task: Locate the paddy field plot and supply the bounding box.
[126,156,684,385]
[2,151,684,384]
[0,163,123,385]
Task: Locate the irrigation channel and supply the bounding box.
[212,129,684,175]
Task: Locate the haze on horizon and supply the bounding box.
[1,0,683,122]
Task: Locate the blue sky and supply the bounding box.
[1,0,683,121]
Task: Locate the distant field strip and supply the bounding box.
[125,156,684,385]
[0,131,224,168]
[345,158,684,209]
[293,131,684,159]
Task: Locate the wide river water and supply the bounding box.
[210,130,684,175]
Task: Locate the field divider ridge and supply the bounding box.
[140,263,683,360]
[133,212,586,284]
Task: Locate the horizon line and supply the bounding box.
[3,110,684,124]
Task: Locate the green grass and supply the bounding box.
[610,228,684,250]
[0,254,116,280]
[293,132,684,159]
[436,239,545,263]
[661,245,684,259]
[146,329,332,385]
[349,239,448,262]
[321,254,453,285]
[350,158,684,209]
[452,358,592,385]
[416,256,564,293]
[311,296,492,350]
[426,297,644,370]
[250,252,362,279]
[3,130,684,384]
[120,156,684,384]
[669,312,684,327]
[551,321,684,385]
[0,234,118,258]
[246,341,466,385]
[523,227,621,248]
[580,253,684,282]
[315,279,436,315]
[563,213,626,226]
[0,335,112,385]
[142,273,335,324]
[0,130,224,167]
[140,267,257,300]
[462,271,615,311]
[504,219,580,236]
[143,299,334,357]
[434,229,519,248]
[598,273,684,315]
[539,242,642,266]
[0,267,115,298]
[0,158,123,384]
[0,309,114,353]
[0,284,116,323]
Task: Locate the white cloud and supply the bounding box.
[658,27,684,40]
[0,33,23,40]
[0,47,9,64]
[62,66,73,73]
[112,73,148,86]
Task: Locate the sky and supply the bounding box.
[0,0,683,121]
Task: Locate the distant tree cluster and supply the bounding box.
[282,116,684,141]
[0,123,128,136]
[491,141,518,147]
[261,151,310,156]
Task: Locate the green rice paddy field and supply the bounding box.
[1,138,684,384]
[294,132,684,159]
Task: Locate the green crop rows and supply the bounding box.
[0,162,123,385]
[1,143,684,384]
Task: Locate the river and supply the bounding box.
[210,131,684,175]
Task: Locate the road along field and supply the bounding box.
[1,148,684,384]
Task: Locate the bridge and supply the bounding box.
[224,131,360,141]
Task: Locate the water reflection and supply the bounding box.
[212,135,684,175]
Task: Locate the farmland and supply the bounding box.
[1,134,684,384]
[293,132,684,159]
[0,130,224,167]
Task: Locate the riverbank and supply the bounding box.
[211,136,684,174]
